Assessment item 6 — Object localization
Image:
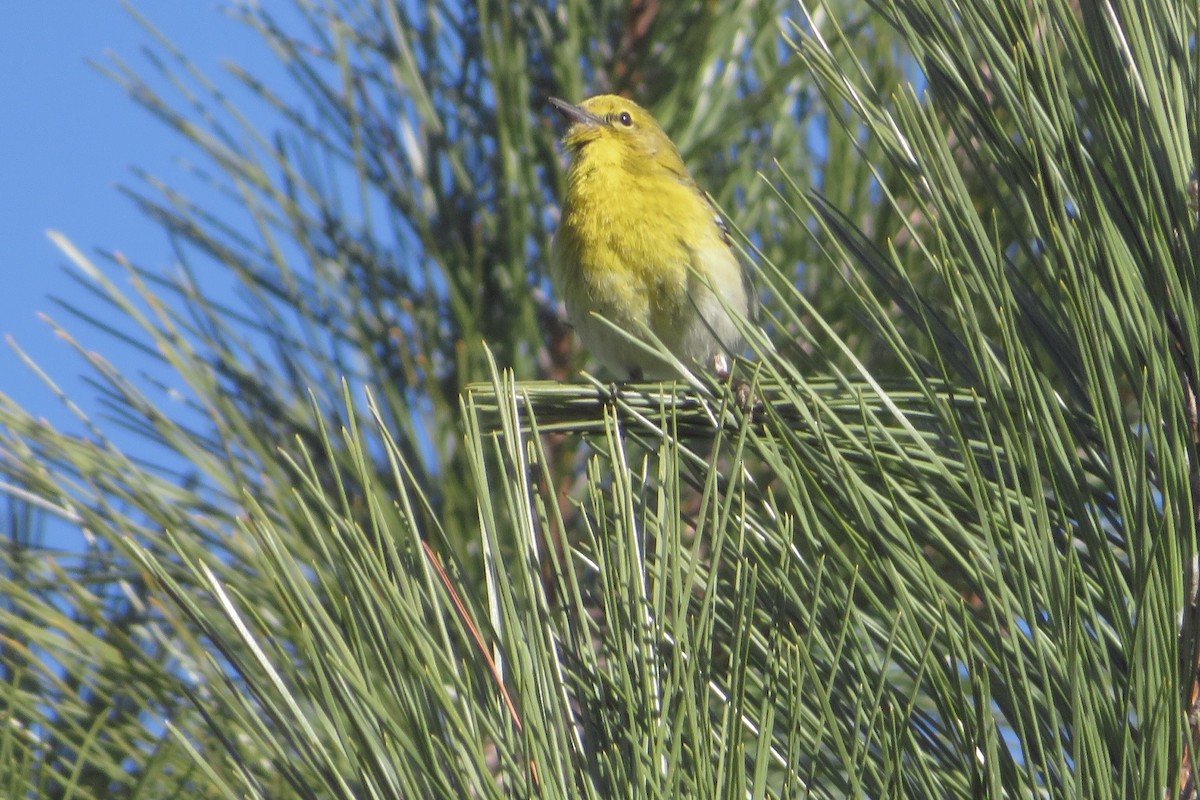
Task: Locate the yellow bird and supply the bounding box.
[549,95,756,381]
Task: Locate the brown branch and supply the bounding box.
[421,541,541,789]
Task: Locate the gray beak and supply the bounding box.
[549,97,604,127]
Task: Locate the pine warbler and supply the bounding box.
[549,95,755,381]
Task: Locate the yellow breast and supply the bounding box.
[553,161,719,327]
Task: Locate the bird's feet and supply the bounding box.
[711,353,756,411]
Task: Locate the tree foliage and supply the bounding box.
[1,0,1197,797]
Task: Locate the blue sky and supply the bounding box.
[0,4,255,424]
[1,4,282,546]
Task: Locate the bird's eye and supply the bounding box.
[617,111,633,127]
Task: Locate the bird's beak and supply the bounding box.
[549,97,604,128]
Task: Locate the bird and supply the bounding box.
[548,95,756,382]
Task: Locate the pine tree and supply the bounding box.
[1,0,1197,796]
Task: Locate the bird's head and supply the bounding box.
[549,95,687,176]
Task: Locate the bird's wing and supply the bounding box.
[707,197,760,324]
